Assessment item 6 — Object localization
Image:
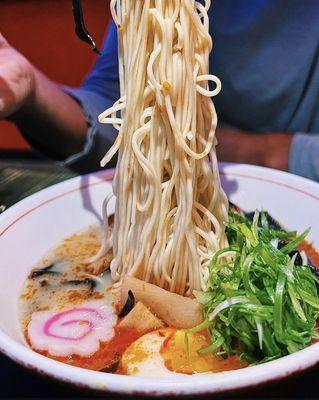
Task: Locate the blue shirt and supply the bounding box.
[65,0,319,181]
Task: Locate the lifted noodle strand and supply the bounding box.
[99,0,228,295]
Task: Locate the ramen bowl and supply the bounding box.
[0,162,319,396]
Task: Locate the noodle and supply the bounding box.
[99,0,228,296]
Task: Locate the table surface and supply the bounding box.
[0,159,318,399]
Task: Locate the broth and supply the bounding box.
[19,223,319,375]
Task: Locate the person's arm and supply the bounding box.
[289,133,319,182]
[60,22,120,172]
[1,22,120,173]
[0,34,88,159]
[216,125,319,182]
[216,124,292,171]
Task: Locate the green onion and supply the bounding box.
[280,228,311,254]
[201,211,319,363]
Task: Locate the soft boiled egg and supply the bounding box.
[120,328,246,376]
[120,329,179,376]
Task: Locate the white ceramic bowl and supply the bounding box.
[0,162,319,396]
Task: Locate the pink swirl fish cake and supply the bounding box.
[28,300,117,357]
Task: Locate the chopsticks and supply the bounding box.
[72,0,101,55]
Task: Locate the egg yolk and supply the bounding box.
[161,330,247,374]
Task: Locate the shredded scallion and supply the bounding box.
[201,211,319,363]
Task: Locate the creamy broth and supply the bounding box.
[19,225,114,333]
[19,226,245,374]
[19,219,319,375]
